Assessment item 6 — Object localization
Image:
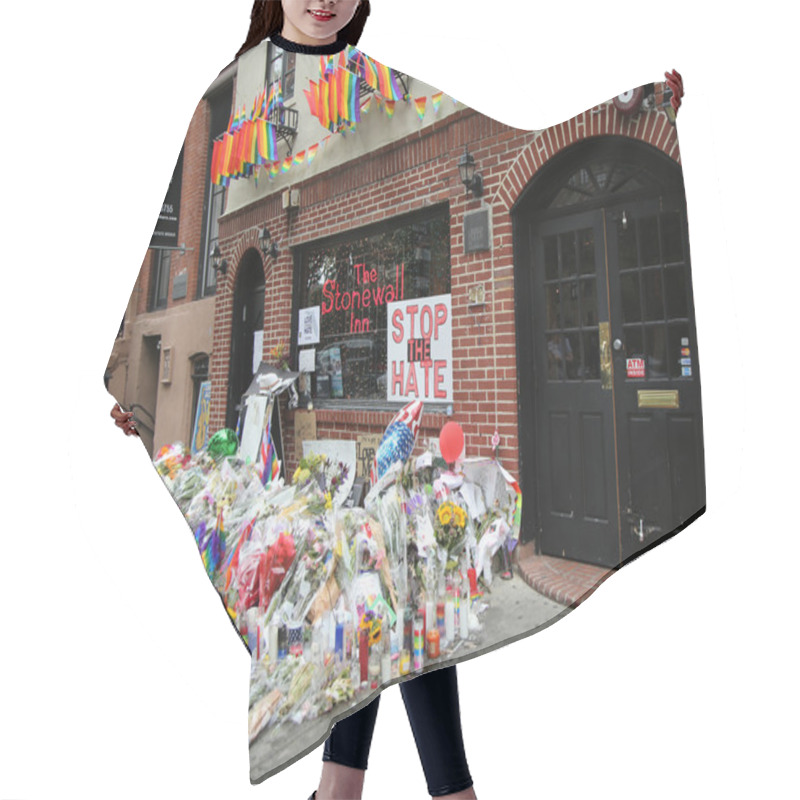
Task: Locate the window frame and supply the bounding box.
[148,248,171,311]
[197,80,234,299]
[291,204,452,411]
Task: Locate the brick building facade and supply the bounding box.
[109,36,703,568]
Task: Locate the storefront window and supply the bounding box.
[295,206,450,404]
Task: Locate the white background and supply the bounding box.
[1,1,797,798]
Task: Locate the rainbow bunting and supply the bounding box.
[414,96,426,121]
[431,91,443,113]
[281,156,292,173]
[293,150,305,167]
[306,142,319,164]
[384,99,396,118]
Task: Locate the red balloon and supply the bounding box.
[439,421,464,464]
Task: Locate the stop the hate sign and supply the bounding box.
[386,294,453,403]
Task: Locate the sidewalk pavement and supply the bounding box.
[514,542,615,607]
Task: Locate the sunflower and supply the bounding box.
[438,503,453,526]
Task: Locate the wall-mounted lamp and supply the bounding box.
[457,145,483,198]
[259,225,280,260]
[210,243,228,276]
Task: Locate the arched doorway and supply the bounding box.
[226,249,265,430]
[513,136,705,568]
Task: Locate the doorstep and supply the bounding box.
[514,543,615,607]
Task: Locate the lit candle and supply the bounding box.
[425,600,435,643]
[268,624,278,663]
[381,653,391,684]
[445,600,455,643]
[459,580,470,639]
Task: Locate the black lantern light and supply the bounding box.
[259,225,280,260]
[210,243,228,276]
[457,145,483,198]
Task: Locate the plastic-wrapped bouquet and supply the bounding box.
[433,500,468,569]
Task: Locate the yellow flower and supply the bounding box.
[438,504,453,526]
[293,468,311,485]
[325,491,333,510]
[453,506,466,527]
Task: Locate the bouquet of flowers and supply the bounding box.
[433,500,468,569]
[292,453,351,510]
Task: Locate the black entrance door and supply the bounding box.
[227,251,265,430]
[530,211,619,566]
[606,197,705,563]
[517,137,705,568]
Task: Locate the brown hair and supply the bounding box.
[236,1,371,59]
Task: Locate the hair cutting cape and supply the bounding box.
[104,32,705,784]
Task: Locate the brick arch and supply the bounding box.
[492,103,681,216]
[225,234,267,290]
[208,240,267,431]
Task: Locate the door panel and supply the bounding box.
[532,211,619,567]
[606,198,705,561]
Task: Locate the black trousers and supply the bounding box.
[322,665,473,797]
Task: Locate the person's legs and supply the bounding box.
[399,665,476,799]
[315,695,381,800]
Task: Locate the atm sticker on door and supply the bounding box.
[681,347,691,356]
[681,366,692,376]
[627,357,646,378]
[680,357,692,366]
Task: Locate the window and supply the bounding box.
[295,206,450,404]
[199,81,233,298]
[267,45,296,103]
[199,180,224,296]
[149,249,170,311]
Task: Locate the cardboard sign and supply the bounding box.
[386,294,452,402]
[356,433,382,478]
[626,357,646,378]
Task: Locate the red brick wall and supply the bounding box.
[208,82,680,482]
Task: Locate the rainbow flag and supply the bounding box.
[259,420,280,488]
[267,79,282,117]
[376,62,403,100]
[304,80,319,118]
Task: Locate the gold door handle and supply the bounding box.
[599,321,613,390]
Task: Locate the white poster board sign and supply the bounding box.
[239,394,270,465]
[298,347,316,372]
[298,306,320,345]
[252,330,264,375]
[386,293,452,402]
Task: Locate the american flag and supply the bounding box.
[370,400,424,485]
